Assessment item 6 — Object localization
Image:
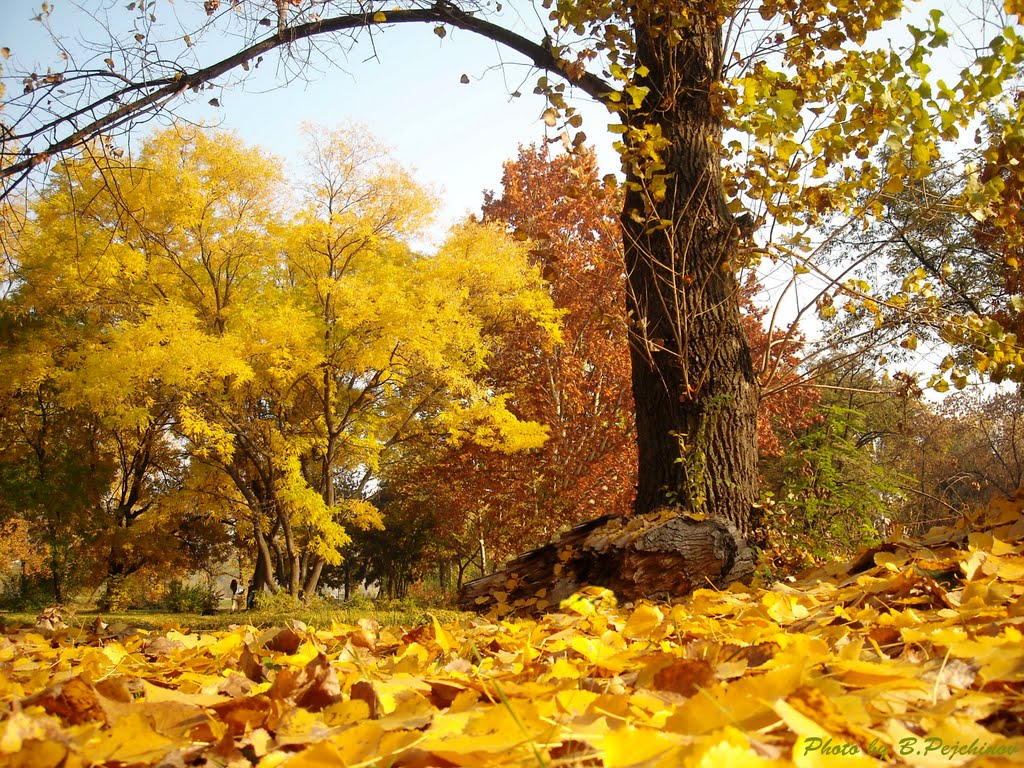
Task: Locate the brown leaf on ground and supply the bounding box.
[268,652,342,711]
[23,676,106,725]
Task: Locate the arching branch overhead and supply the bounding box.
[0,0,612,199]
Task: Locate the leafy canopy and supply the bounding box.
[2,123,560,589]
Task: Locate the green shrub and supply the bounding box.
[165,580,220,614]
[344,594,374,611]
[0,573,54,611]
[252,589,300,613]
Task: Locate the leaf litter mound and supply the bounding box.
[3,499,1024,767]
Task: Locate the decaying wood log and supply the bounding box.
[457,507,754,616]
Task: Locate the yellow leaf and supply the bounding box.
[321,698,371,727]
[208,630,244,657]
[961,549,987,581]
[431,614,456,653]
[625,84,650,108]
[762,592,810,623]
[419,700,548,755]
[293,722,422,767]
[281,640,322,668]
[373,11,386,21]
[691,728,788,767]
[623,603,665,639]
[883,175,905,194]
[371,676,434,715]
[874,550,908,570]
[667,659,805,735]
[82,712,179,765]
[0,711,65,758]
[1,736,67,768]
[555,689,599,714]
[286,739,346,767]
[377,691,435,731]
[601,726,683,767]
[548,657,582,679]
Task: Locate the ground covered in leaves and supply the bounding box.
[3,502,1024,767]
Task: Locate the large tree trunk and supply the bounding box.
[621,11,759,529]
[459,12,759,613]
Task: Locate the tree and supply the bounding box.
[975,93,1024,360]
[757,362,914,567]
[887,390,1024,530]
[737,275,820,463]
[802,145,1008,398]
[2,122,560,599]
[378,145,636,584]
[481,145,637,526]
[3,0,1022,606]
[0,346,107,602]
[382,145,819,588]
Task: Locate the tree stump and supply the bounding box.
[457,508,754,616]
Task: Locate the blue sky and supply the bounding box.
[1,0,990,236]
[1,1,618,233]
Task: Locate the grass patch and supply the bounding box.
[0,599,468,633]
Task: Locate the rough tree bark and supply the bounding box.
[457,508,753,614]
[623,11,760,527]
[457,10,759,614]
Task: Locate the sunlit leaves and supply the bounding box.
[3,124,560,596]
[718,0,1024,281]
[383,145,635,573]
[4,496,1024,765]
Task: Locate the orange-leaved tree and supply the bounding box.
[738,276,821,462]
[380,145,636,579]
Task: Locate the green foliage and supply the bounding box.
[164,580,220,615]
[0,572,55,611]
[342,594,374,612]
[775,404,902,548]
[342,500,439,599]
[757,363,918,574]
[0,347,110,601]
[252,589,300,613]
[238,592,462,630]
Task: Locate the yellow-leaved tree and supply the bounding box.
[3,124,559,599]
[1,128,280,599]
[273,124,558,595]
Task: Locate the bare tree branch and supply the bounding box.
[1,2,612,198]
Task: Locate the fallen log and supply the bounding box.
[457,507,754,616]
